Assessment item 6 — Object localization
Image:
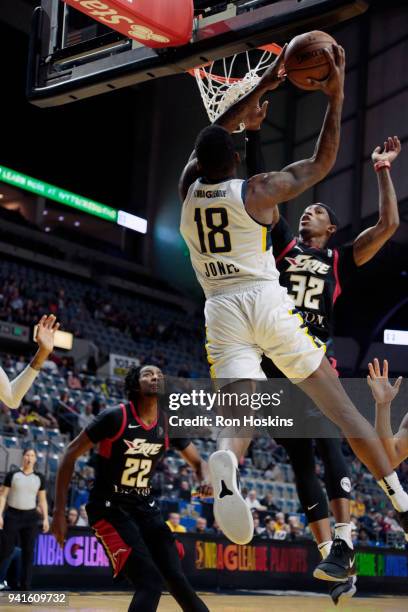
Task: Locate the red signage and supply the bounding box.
[64,0,193,48]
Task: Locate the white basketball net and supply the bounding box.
[189,45,281,132]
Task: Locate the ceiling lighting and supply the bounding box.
[45,227,51,232]
[58,215,64,221]
[74,221,80,227]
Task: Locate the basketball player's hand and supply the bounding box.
[43,518,50,533]
[245,100,269,131]
[372,136,401,165]
[52,511,67,547]
[367,358,402,405]
[259,44,287,91]
[308,44,345,98]
[0,515,3,530]
[35,314,60,355]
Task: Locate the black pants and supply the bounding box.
[87,500,209,612]
[0,507,39,589]
[274,437,351,523]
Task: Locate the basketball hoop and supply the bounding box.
[188,43,282,132]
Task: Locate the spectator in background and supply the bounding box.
[287,515,304,541]
[357,528,376,547]
[260,492,280,513]
[209,520,223,536]
[15,356,26,374]
[245,490,266,511]
[253,516,266,537]
[272,512,289,540]
[67,507,79,527]
[76,505,89,527]
[194,517,208,534]
[178,481,192,502]
[67,371,82,390]
[72,479,90,509]
[383,509,404,534]
[0,405,16,434]
[29,395,58,428]
[350,494,366,518]
[166,513,186,534]
[260,517,275,540]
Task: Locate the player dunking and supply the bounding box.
[179,44,408,579]
[52,365,210,612]
[245,109,401,600]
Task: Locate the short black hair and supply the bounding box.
[23,447,37,457]
[195,125,236,180]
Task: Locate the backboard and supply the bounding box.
[27,0,369,107]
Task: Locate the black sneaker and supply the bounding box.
[396,510,408,540]
[313,538,355,582]
[330,576,357,605]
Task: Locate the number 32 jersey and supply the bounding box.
[85,402,190,506]
[272,217,358,345]
[180,178,280,298]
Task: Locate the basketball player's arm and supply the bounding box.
[179,443,212,497]
[246,46,345,220]
[0,315,59,409]
[0,485,10,530]
[368,359,406,467]
[38,489,50,533]
[52,431,94,546]
[352,137,401,266]
[178,46,287,200]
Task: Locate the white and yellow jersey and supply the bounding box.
[180,178,280,297]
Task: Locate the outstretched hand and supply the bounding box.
[367,358,402,405]
[245,100,269,131]
[259,44,287,92]
[35,314,60,356]
[372,136,401,164]
[307,44,345,98]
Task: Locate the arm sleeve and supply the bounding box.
[3,471,13,487]
[271,217,296,261]
[245,130,266,177]
[336,243,359,288]
[85,407,123,444]
[171,438,192,452]
[0,365,39,409]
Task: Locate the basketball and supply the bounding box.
[284,31,337,91]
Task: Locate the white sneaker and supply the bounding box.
[209,450,253,545]
[0,580,9,591]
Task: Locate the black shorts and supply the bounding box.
[86,498,172,582]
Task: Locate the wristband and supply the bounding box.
[374,160,391,172]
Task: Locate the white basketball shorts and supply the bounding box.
[204,282,325,382]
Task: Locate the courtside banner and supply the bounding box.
[64,1,193,47]
[31,531,408,594]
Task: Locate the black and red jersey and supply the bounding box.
[85,401,190,505]
[272,217,358,352]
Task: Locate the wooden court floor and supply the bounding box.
[2,592,408,612]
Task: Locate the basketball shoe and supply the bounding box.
[330,576,357,605]
[313,538,355,582]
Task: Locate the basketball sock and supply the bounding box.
[334,523,353,549]
[317,540,332,559]
[378,472,408,512]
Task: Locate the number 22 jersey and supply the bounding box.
[180,178,280,298]
[85,401,190,506]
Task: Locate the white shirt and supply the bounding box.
[180,178,279,298]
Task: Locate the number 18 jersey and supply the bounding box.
[180,178,280,298]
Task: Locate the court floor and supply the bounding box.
[2,592,408,612]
